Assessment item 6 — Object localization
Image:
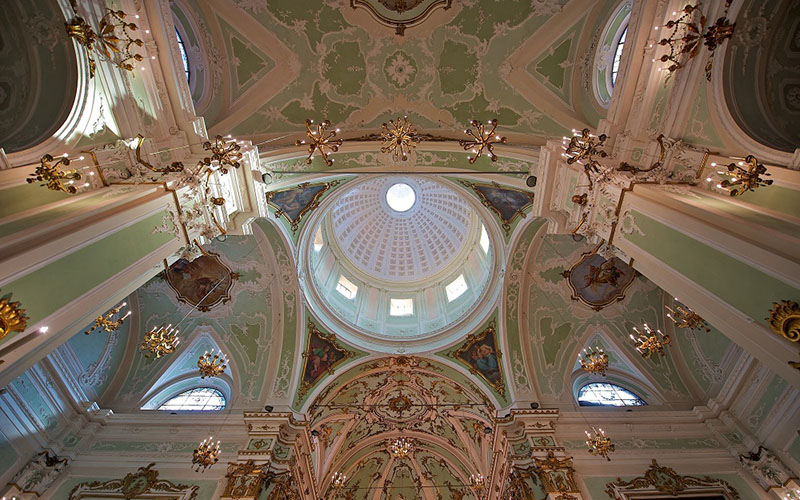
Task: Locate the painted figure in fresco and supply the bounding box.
[582,259,622,291]
[166,254,233,309]
[309,344,333,379]
[471,343,500,382]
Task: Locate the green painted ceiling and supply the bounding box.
[172,0,623,142]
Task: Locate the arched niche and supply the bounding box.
[0,0,78,153]
[721,0,800,154]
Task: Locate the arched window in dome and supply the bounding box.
[314,226,324,252]
[336,275,358,300]
[593,1,632,106]
[480,224,490,254]
[445,275,468,302]
[175,27,190,83]
[157,387,225,411]
[577,382,645,407]
[390,298,413,316]
[611,26,627,86]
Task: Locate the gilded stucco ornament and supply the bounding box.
[0,295,28,341]
[69,463,198,500]
[351,0,452,35]
[767,300,800,342]
[605,459,740,500]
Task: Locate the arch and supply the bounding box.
[169,0,213,114]
[141,376,231,411]
[305,356,497,499]
[0,0,78,153]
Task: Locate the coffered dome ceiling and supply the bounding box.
[330,177,472,282]
[300,176,502,352]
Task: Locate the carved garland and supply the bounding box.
[605,459,740,500]
[69,463,198,500]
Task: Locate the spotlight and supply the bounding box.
[483,426,493,434]
[526,175,537,187]
[530,402,539,409]
[264,405,273,412]
[261,172,273,184]
[311,429,319,437]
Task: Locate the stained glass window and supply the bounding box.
[158,387,225,411]
[577,382,645,407]
[611,27,627,86]
[175,28,190,83]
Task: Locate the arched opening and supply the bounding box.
[156,387,226,411]
[577,382,646,407]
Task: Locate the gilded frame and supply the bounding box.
[453,319,506,396]
[563,251,636,311]
[350,0,452,35]
[297,319,355,399]
[460,180,535,235]
[265,181,338,233]
[69,463,198,499]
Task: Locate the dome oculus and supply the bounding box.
[385,182,416,212]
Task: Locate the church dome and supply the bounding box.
[299,175,503,353]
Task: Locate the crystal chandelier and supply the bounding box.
[331,472,347,487]
[389,437,413,458]
[459,119,506,163]
[585,427,615,460]
[197,350,228,379]
[84,302,131,335]
[630,323,671,359]
[296,119,342,166]
[578,347,609,376]
[716,155,772,197]
[192,436,220,472]
[139,324,180,358]
[381,116,420,161]
[666,303,710,332]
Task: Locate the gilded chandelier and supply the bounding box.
[585,427,615,460]
[27,155,83,194]
[84,302,131,335]
[469,473,485,491]
[66,9,144,78]
[139,324,180,358]
[562,128,608,189]
[389,437,413,458]
[192,437,220,472]
[198,350,228,379]
[296,119,342,166]
[666,303,710,332]
[717,155,772,197]
[381,116,420,161]
[658,2,735,80]
[200,135,243,174]
[331,472,347,488]
[630,323,671,359]
[460,119,506,163]
[578,347,609,376]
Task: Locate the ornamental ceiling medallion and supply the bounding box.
[453,319,506,396]
[265,181,339,233]
[460,180,534,235]
[165,251,238,312]
[69,463,198,500]
[350,0,452,35]
[0,293,28,341]
[298,319,355,399]
[605,459,740,500]
[562,252,636,311]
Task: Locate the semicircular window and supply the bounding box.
[175,28,190,83]
[611,26,627,86]
[158,387,225,411]
[577,382,645,407]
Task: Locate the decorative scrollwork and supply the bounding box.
[0,294,29,341]
[69,463,198,500]
[767,300,800,343]
[605,459,740,500]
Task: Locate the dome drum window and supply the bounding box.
[593,1,632,107]
[336,275,358,300]
[390,298,414,316]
